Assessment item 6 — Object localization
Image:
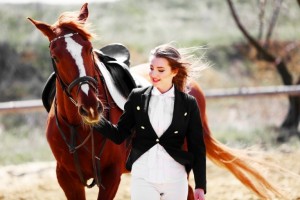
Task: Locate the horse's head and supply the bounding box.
[28,3,104,125]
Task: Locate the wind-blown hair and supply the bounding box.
[150,43,208,92]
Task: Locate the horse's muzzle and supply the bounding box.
[78,100,104,125]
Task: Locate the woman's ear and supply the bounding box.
[172,68,179,77]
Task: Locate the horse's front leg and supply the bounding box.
[56,163,86,200]
[97,165,122,200]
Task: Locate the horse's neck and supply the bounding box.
[95,69,123,123]
[94,64,115,108]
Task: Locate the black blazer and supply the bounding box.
[95,86,206,191]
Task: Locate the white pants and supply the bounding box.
[131,176,188,200]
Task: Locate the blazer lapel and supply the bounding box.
[172,87,184,124]
[141,86,153,112]
[140,86,159,137]
[161,87,185,138]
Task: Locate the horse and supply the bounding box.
[28,4,130,200]
[28,3,284,200]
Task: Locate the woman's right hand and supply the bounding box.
[194,188,205,200]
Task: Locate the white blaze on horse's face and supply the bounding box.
[65,37,90,96]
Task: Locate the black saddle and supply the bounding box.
[99,43,130,66]
[42,43,136,112]
[95,43,136,98]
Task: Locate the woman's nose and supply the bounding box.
[149,70,157,78]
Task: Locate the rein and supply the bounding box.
[49,32,114,189]
[54,102,106,189]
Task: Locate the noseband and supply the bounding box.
[49,33,98,106]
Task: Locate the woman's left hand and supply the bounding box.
[194,188,205,200]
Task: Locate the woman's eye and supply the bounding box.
[158,70,164,72]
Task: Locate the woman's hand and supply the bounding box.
[194,188,205,200]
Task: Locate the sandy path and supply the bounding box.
[0,149,300,200]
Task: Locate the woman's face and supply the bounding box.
[149,56,177,93]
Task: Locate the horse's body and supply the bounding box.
[29,3,283,200]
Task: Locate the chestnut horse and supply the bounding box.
[29,3,283,200]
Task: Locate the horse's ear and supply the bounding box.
[28,18,55,41]
[78,3,89,23]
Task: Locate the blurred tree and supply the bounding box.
[0,42,44,101]
[226,0,300,142]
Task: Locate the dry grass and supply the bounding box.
[1,147,300,200]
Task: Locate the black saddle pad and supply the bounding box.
[42,72,56,112]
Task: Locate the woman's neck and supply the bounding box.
[156,84,173,94]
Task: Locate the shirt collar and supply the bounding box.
[151,85,175,97]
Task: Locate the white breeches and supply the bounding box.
[131,176,188,200]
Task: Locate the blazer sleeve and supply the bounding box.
[186,96,207,192]
[93,90,136,144]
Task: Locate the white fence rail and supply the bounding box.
[1,85,300,114]
[204,85,300,98]
[0,99,44,114]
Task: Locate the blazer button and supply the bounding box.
[184,112,187,116]
[137,106,140,110]
[174,131,178,134]
[156,138,159,142]
[141,126,145,129]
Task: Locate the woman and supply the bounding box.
[94,44,206,200]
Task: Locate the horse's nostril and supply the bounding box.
[79,105,89,117]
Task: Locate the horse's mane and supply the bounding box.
[54,11,95,40]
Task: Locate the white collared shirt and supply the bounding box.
[131,85,186,183]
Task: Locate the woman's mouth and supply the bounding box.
[152,78,160,83]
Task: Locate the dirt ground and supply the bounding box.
[0,146,300,200]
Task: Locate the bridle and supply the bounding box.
[49,32,98,106]
[49,32,109,189]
